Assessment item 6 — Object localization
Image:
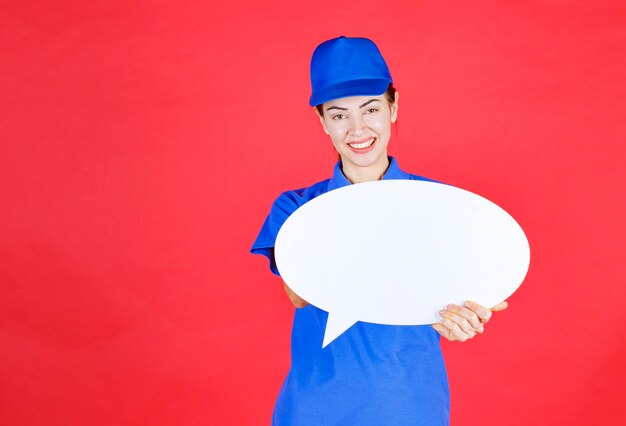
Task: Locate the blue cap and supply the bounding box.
[309,36,393,106]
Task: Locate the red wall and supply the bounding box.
[1,1,625,424]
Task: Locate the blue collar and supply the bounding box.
[327,157,411,191]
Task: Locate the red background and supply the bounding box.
[1,1,625,425]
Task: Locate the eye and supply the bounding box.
[364,108,378,114]
[331,114,346,120]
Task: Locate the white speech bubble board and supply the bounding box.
[274,180,530,348]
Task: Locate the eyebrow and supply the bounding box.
[325,98,381,112]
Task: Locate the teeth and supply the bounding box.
[349,138,374,149]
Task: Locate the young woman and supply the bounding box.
[251,36,507,426]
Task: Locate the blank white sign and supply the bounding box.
[274,180,530,348]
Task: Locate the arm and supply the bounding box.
[432,300,508,342]
[283,281,309,308]
[267,248,309,308]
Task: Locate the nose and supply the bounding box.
[348,114,365,137]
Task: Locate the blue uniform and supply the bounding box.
[251,157,450,425]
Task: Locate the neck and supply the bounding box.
[341,156,391,184]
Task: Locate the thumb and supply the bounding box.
[491,301,509,312]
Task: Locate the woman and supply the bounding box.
[251,36,507,426]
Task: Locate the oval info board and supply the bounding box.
[274,180,530,348]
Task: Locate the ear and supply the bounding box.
[314,106,330,135]
[390,91,399,123]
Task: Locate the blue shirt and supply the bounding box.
[251,158,450,425]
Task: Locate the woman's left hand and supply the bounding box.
[432,300,508,342]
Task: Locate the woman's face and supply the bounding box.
[317,92,398,171]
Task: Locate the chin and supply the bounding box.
[342,150,386,168]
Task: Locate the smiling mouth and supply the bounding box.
[348,138,375,149]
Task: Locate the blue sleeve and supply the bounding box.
[250,192,300,276]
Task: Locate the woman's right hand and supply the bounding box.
[283,282,309,308]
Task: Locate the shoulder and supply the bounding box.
[407,173,444,185]
[251,177,332,263]
[388,158,444,185]
[272,177,332,214]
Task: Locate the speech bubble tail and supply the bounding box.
[322,313,357,348]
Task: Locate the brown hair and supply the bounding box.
[315,83,397,117]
